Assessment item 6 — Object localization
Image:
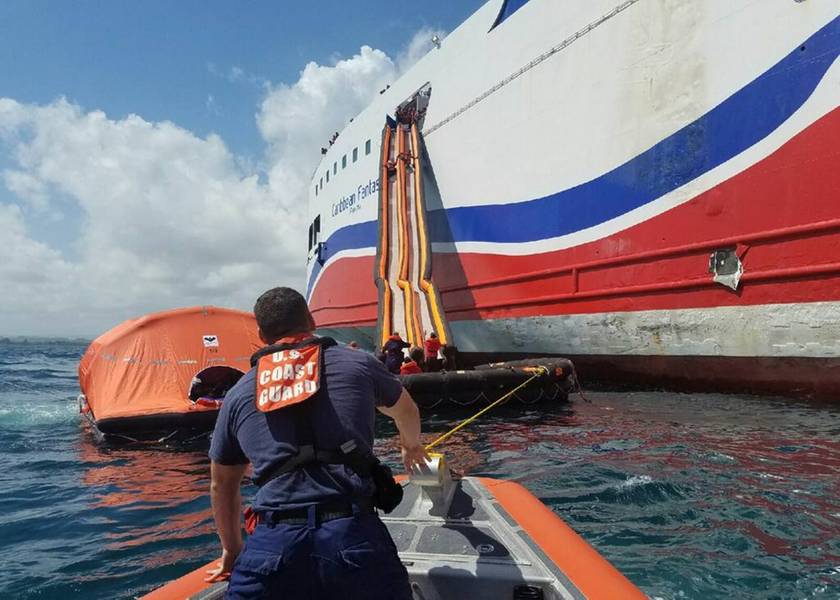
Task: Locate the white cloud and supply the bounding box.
[0,98,291,335]
[0,28,445,337]
[257,45,397,193]
[205,94,220,116]
[396,27,446,73]
[3,170,50,210]
[0,204,78,326]
[207,62,268,89]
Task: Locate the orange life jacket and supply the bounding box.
[400,360,422,375]
[251,335,335,413]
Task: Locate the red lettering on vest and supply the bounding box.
[255,343,321,412]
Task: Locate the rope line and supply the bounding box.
[424,367,548,450]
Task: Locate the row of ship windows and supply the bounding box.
[315,139,372,196]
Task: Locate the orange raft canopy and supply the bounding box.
[78,306,261,438]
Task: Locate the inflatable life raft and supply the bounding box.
[78,306,261,441]
[142,456,645,600]
[400,358,576,409]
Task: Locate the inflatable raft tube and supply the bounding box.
[142,472,644,599]
[400,359,575,409]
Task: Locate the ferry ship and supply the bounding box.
[305,0,840,398]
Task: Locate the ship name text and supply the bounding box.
[331,178,379,216]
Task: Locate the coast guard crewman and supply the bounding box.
[207,287,427,599]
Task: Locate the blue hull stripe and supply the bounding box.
[491,0,533,30]
[308,18,839,298]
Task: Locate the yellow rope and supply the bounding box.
[424,367,548,451]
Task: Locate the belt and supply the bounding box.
[257,498,374,526]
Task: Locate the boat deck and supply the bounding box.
[384,477,583,600]
[143,475,644,599]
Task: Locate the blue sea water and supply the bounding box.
[0,339,838,599]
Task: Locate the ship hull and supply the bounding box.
[305,1,840,399]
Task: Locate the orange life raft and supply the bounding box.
[78,306,261,440]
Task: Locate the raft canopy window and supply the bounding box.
[314,185,318,197]
[342,155,347,169]
[326,170,329,183]
[319,176,323,189]
[333,162,337,174]
[352,147,358,162]
[365,139,371,155]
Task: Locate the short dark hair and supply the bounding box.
[409,346,424,363]
[253,287,313,341]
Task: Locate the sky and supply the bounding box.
[0,0,486,337]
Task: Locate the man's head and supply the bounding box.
[253,287,315,344]
[429,331,437,339]
[409,346,425,364]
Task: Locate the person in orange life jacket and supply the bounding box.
[400,347,425,375]
[382,332,410,374]
[206,287,428,599]
[424,331,441,361]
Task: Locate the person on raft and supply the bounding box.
[424,331,442,371]
[382,331,410,374]
[400,347,425,375]
[424,331,441,361]
[206,287,428,598]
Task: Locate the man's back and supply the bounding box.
[209,343,402,511]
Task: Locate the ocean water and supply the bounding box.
[0,339,838,599]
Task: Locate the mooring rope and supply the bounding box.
[424,366,548,451]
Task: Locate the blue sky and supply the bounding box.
[1,1,481,162]
[0,0,486,336]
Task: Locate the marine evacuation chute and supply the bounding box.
[78,306,262,440]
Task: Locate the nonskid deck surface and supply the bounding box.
[384,477,582,600]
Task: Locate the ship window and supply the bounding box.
[352,147,358,162]
[314,185,318,197]
[365,139,371,155]
[342,155,347,169]
[313,215,320,244]
[319,177,323,189]
[333,162,337,174]
[307,223,313,251]
[326,170,330,183]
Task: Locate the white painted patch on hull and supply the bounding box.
[317,302,840,360]
[449,302,840,359]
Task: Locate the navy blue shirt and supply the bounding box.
[209,343,403,511]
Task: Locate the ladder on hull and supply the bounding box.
[375,113,452,351]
